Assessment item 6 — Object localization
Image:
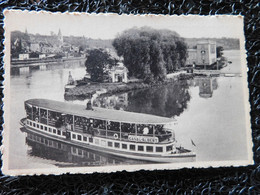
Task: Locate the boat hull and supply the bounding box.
[20,118,196,163]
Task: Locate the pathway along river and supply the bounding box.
[8,50,250,169]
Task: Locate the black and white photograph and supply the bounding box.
[3,10,253,175]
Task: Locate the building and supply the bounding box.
[186,40,217,67]
[109,63,128,83]
[30,42,40,52]
[39,54,46,59]
[186,49,197,65]
[19,53,29,60]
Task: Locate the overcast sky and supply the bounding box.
[5,10,244,39]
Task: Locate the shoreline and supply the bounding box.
[11,56,85,67]
[64,73,194,100]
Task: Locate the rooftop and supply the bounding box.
[25,99,174,124]
[197,40,216,44]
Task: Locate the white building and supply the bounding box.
[109,63,128,83]
[186,40,217,66]
[19,53,29,60]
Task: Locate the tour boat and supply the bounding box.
[20,99,196,163]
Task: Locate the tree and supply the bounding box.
[85,49,117,82]
[113,27,187,83]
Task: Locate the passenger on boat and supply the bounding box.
[66,123,72,131]
[88,124,94,136]
[55,117,63,128]
[143,127,149,135]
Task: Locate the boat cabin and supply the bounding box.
[25,99,175,144]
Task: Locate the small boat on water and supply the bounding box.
[21,99,196,163]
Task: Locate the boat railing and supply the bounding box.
[26,116,173,143]
[91,127,173,143]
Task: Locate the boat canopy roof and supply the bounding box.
[25,99,175,124]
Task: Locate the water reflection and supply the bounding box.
[92,77,218,118]
[21,127,148,167]
[189,77,218,98]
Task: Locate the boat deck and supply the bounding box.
[26,99,175,124]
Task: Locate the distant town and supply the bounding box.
[11,29,239,63]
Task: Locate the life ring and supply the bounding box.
[114,133,119,140]
[35,117,39,122]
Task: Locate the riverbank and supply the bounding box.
[11,56,85,67]
[64,73,193,100]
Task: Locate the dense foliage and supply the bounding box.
[85,48,117,82]
[113,27,188,83]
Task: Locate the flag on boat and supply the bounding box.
[191,139,196,147]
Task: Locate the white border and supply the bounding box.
[2,10,254,176]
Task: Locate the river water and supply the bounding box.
[8,50,251,169]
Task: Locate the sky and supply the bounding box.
[4,10,244,39]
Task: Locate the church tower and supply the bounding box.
[57,29,63,45]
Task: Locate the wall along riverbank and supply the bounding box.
[64,73,194,100]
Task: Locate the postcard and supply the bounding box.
[2,10,253,175]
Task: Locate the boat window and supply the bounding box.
[48,110,62,127]
[44,126,47,131]
[63,114,73,124]
[53,129,56,134]
[130,145,135,151]
[108,141,113,147]
[156,147,163,152]
[154,125,164,135]
[77,135,82,141]
[166,145,173,151]
[75,116,89,126]
[107,121,120,132]
[122,144,127,149]
[40,125,43,130]
[146,146,153,152]
[93,119,106,129]
[121,123,135,133]
[74,116,91,133]
[39,108,47,124]
[27,120,29,125]
[49,128,52,132]
[114,142,120,148]
[62,131,66,136]
[25,103,33,120]
[138,145,144,151]
[33,123,35,127]
[72,134,76,139]
[36,124,39,128]
[136,124,154,136]
[32,106,40,122]
[83,137,87,142]
[89,137,93,143]
[57,130,61,135]
[30,122,32,126]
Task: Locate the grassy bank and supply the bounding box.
[64,73,193,100]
